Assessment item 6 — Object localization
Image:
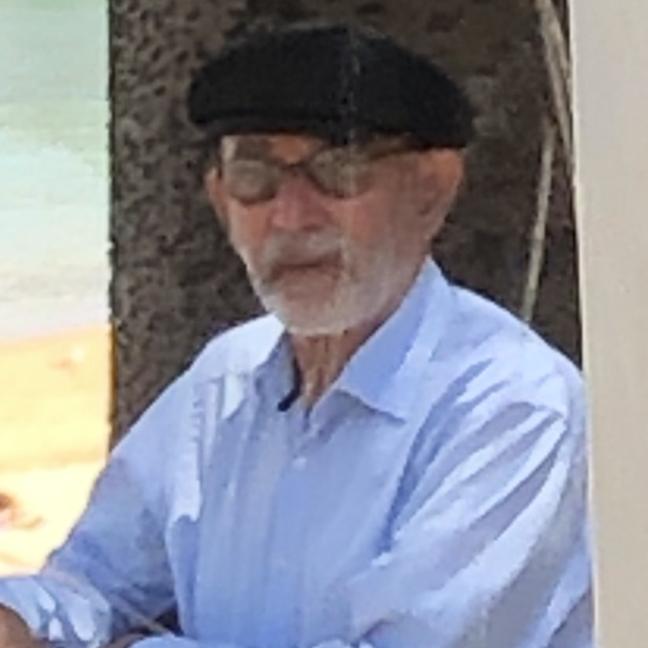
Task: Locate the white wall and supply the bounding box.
[570,3,648,646]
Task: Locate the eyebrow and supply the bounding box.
[227,138,273,159]
[224,136,335,163]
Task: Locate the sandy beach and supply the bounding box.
[0,325,109,573]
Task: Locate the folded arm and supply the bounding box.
[124,400,594,648]
[1,374,593,648]
[342,400,593,648]
[0,374,191,647]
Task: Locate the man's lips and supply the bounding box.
[268,254,342,281]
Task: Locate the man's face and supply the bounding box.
[204,133,463,336]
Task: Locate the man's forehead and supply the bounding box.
[221,133,327,160]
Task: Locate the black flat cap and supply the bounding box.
[187,23,474,148]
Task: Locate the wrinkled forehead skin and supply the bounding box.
[218,131,426,168]
[220,133,328,162]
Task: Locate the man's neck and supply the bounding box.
[290,321,377,406]
[289,262,423,406]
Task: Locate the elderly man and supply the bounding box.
[0,23,593,648]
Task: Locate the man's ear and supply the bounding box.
[416,149,465,238]
[204,166,228,225]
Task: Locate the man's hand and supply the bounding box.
[0,604,42,647]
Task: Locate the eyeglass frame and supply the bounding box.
[208,134,430,205]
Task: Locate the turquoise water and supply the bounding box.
[0,0,108,338]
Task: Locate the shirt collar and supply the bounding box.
[334,258,453,420]
[253,258,453,419]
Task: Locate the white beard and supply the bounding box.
[252,264,394,336]
[237,232,405,337]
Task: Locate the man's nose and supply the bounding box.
[268,172,330,232]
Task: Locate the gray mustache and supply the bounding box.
[259,234,344,271]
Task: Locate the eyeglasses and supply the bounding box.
[216,137,424,205]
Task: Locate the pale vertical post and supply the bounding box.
[570,2,648,646]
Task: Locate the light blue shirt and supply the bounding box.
[0,260,593,647]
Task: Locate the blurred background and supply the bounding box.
[0,0,109,572]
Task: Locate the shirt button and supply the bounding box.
[292,456,308,470]
[373,553,394,568]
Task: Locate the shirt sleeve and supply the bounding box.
[133,639,244,648]
[131,639,363,647]
[0,371,193,648]
[340,396,594,648]
[121,634,364,647]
